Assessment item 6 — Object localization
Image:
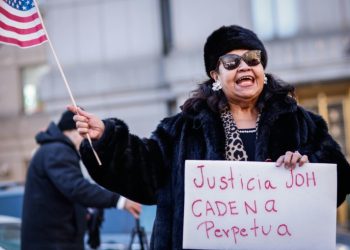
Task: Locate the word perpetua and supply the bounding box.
[197,218,291,244]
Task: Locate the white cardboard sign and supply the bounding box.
[183,160,337,250]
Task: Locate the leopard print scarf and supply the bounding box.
[220,108,260,161]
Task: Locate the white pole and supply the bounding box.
[33,0,102,166]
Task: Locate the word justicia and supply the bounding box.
[192,165,277,191]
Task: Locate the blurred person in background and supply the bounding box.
[70,25,350,249]
[21,110,141,250]
[86,207,104,250]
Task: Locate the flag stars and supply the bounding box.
[5,0,33,10]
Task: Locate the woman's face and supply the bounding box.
[213,49,265,106]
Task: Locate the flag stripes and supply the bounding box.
[0,0,47,48]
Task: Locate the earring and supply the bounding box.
[264,75,268,85]
[212,80,222,91]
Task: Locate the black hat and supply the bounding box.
[57,110,76,131]
[204,25,268,78]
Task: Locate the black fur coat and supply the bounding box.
[81,95,350,250]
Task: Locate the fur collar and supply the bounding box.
[183,95,298,161]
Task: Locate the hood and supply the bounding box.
[35,122,76,151]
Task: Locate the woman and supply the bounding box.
[70,25,350,249]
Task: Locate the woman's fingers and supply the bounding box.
[67,105,91,120]
[76,121,89,128]
[76,107,93,119]
[67,105,104,139]
[290,151,302,169]
[276,155,284,167]
[276,151,309,169]
[67,105,76,113]
[74,117,90,136]
[283,151,293,169]
[299,155,309,166]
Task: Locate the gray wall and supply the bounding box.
[1,0,350,181]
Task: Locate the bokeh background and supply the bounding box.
[1,0,350,231]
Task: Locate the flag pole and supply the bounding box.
[32,0,102,166]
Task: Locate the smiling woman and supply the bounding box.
[210,49,265,112]
[70,25,350,249]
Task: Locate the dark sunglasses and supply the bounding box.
[216,50,262,71]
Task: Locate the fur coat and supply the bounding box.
[81,95,350,250]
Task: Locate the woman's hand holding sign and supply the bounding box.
[276,151,309,169]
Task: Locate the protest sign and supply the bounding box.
[183,160,337,250]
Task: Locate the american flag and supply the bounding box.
[0,0,47,48]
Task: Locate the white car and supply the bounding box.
[337,226,350,250]
[0,215,21,250]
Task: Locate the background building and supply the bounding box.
[1,0,350,226]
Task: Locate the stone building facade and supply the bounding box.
[1,0,349,222]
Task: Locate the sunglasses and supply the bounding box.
[216,50,262,71]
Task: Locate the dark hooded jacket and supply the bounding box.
[81,94,350,250]
[21,122,120,250]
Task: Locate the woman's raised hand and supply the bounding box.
[276,151,309,169]
[67,105,105,140]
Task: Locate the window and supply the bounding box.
[328,102,347,154]
[252,0,299,40]
[296,82,350,227]
[21,64,49,115]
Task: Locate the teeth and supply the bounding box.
[237,76,254,82]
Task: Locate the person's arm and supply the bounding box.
[44,143,120,208]
[299,111,350,206]
[69,105,177,204]
[80,117,171,205]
